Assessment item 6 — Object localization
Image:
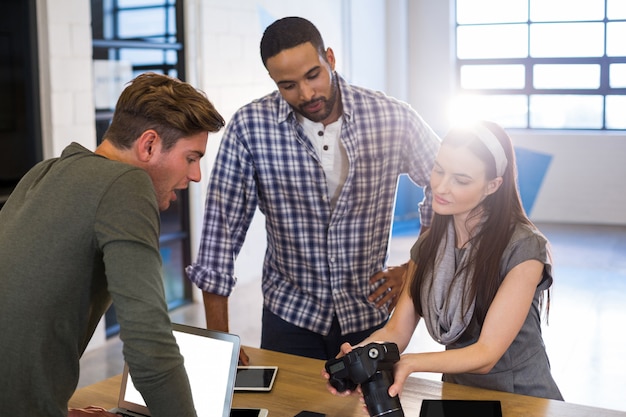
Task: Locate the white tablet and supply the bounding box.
[234,366,278,392]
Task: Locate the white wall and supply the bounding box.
[346,0,387,91]
[36,0,96,159]
[407,0,455,135]
[513,131,626,224]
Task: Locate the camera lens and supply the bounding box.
[361,371,404,417]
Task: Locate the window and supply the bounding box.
[92,0,183,139]
[91,0,192,336]
[454,0,626,130]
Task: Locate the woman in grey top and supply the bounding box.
[327,120,562,401]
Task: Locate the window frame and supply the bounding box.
[91,0,193,336]
[455,1,626,130]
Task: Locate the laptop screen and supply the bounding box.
[116,323,241,417]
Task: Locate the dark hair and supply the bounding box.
[260,16,326,67]
[103,72,225,151]
[410,121,550,325]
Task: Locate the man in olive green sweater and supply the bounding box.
[0,73,224,417]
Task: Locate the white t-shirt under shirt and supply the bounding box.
[298,115,348,210]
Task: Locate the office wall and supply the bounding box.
[36,0,96,159]
[512,131,626,224]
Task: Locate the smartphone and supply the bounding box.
[419,400,502,417]
[230,408,269,417]
[234,366,278,392]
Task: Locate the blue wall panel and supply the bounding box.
[392,147,553,237]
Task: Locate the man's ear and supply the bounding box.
[135,129,160,162]
[325,47,336,71]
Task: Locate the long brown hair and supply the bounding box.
[410,121,547,325]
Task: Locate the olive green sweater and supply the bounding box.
[0,143,196,417]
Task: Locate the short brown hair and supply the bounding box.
[103,72,225,151]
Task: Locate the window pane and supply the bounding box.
[450,94,528,128]
[531,0,605,22]
[606,96,626,129]
[457,0,528,24]
[457,24,528,59]
[119,8,166,39]
[608,0,626,19]
[119,0,168,7]
[119,48,166,65]
[534,64,601,89]
[160,197,184,234]
[160,241,186,306]
[610,63,626,88]
[165,49,178,65]
[607,22,626,56]
[530,23,604,57]
[530,95,603,128]
[461,64,525,89]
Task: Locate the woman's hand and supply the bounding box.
[321,368,369,415]
[322,342,356,396]
[387,354,414,398]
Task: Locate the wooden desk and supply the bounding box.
[70,346,625,417]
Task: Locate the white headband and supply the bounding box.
[471,124,508,177]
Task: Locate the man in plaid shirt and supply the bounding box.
[186,16,440,363]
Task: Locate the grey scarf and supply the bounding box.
[420,222,475,345]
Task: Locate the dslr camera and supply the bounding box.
[325,342,404,417]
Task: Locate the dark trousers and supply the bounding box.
[260,307,386,360]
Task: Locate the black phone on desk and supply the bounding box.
[419,400,502,417]
[230,408,269,417]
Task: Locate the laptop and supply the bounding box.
[110,323,241,417]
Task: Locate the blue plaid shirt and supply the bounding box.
[186,74,440,335]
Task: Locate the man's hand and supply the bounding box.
[368,263,408,310]
[68,406,117,416]
[238,348,250,366]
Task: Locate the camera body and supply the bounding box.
[325,342,404,417]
